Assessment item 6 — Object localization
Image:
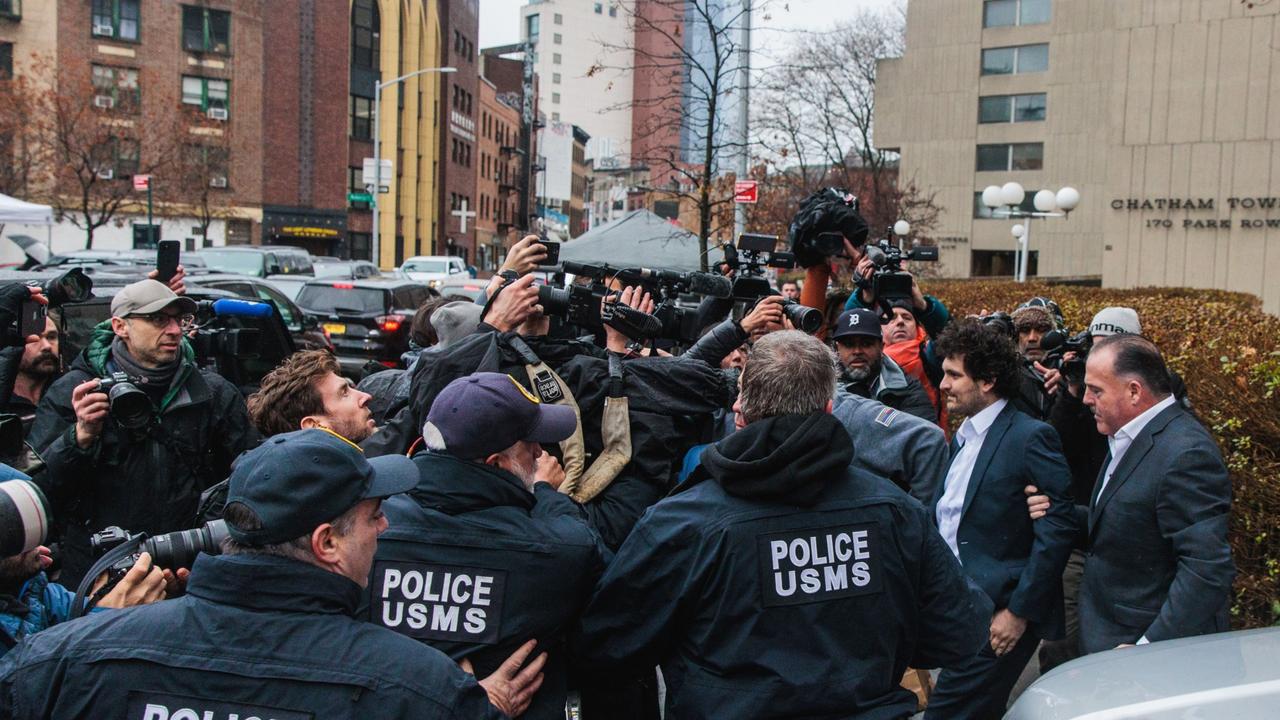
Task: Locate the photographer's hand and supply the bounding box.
[740,295,785,338]
[908,272,927,311]
[484,274,541,333]
[71,379,109,449]
[854,257,876,305]
[603,285,653,353]
[1034,361,1062,396]
[147,265,187,296]
[96,552,168,609]
[500,235,549,276]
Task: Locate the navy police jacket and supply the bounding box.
[370,452,610,720]
[0,553,503,719]
[575,413,992,720]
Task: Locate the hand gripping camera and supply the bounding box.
[723,234,823,334]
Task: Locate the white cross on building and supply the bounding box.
[452,198,477,233]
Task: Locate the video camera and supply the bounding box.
[190,298,268,372]
[1040,329,1092,384]
[859,225,939,317]
[722,234,822,333]
[497,268,664,342]
[558,261,732,344]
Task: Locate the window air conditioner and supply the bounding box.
[207,107,228,121]
[210,176,228,188]
[94,95,115,109]
[93,24,115,37]
[97,168,115,180]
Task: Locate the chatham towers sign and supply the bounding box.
[1111,196,1280,230]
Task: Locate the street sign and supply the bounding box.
[347,191,373,204]
[362,158,392,193]
[132,174,151,191]
[734,180,758,204]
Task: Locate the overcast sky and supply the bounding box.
[478,0,905,50]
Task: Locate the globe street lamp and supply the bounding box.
[981,182,1079,282]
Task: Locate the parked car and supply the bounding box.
[193,245,314,277]
[398,255,467,289]
[191,274,333,353]
[262,274,309,302]
[294,278,437,375]
[1005,627,1280,720]
[313,260,382,280]
[433,274,490,303]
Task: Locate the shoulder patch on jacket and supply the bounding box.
[875,407,899,427]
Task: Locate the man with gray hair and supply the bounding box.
[576,330,990,719]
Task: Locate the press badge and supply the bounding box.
[127,691,312,720]
[372,560,507,644]
[757,523,884,607]
[533,370,564,403]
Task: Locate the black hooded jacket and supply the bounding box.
[575,412,992,719]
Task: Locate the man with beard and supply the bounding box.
[576,331,990,718]
[832,308,935,422]
[5,316,61,436]
[197,350,377,523]
[370,372,607,720]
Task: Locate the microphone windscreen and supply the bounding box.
[686,272,732,298]
[211,298,274,318]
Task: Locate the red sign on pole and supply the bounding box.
[733,180,758,204]
[132,174,151,191]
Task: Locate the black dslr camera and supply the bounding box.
[859,228,939,317]
[559,262,731,344]
[97,371,152,431]
[1040,329,1092,384]
[723,234,822,334]
[88,519,228,589]
[496,269,664,342]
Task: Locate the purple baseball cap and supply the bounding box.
[425,372,577,459]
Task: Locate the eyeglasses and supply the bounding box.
[128,312,196,331]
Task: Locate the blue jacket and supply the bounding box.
[576,413,992,719]
[371,452,610,720]
[930,403,1076,638]
[0,553,503,719]
[0,573,74,658]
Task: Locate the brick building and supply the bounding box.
[475,76,521,271]
[437,0,480,266]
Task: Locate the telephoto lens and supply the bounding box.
[781,300,824,334]
[143,519,229,569]
[0,479,50,557]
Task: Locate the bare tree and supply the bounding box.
[38,68,179,249]
[594,0,762,270]
[755,3,940,241]
[164,107,235,245]
[0,72,45,201]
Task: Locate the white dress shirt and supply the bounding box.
[1096,394,1177,500]
[936,398,1008,560]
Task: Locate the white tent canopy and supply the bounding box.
[0,193,54,226]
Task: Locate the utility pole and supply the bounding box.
[733,3,752,242]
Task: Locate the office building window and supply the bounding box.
[594,3,602,13]
[553,53,561,64]
[609,5,618,16]
[351,0,380,70]
[0,43,10,80]
[552,92,560,104]
[181,76,229,117]
[181,5,230,54]
[91,65,141,114]
[978,93,1046,123]
[91,0,140,42]
[552,112,560,121]
[976,143,1044,172]
[554,12,562,24]
[526,14,539,42]
[981,43,1048,75]
[973,189,1038,218]
[350,95,372,140]
[552,72,561,84]
[554,33,562,44]
[983,0,1050,28]
[0,1,17,20]
[972,249,1038,277]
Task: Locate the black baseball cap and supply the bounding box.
[831,308,883,342]
[425,372,577,459]
[225,429,417,545]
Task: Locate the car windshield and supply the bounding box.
[197,251,264,276]
[296,285,386,314]
[266,279,306,301]
[402,260,448,273]
[312,263,353,278]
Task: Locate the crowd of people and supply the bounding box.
[0,189,1235,719]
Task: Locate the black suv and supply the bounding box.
[294,279,436,375]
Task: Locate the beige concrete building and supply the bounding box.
[876,0,1280,314]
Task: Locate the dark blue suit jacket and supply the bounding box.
[1078,403,1234,653]
[932,403,1076,639]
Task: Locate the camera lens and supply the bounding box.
[537,285,570,317]
[782,300,823,334]
[108,383,153,430]
[143,519,228,569]
[0,479,50,557]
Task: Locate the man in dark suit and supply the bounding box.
[924,321,1076,720]
[1075,334,1233,653]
